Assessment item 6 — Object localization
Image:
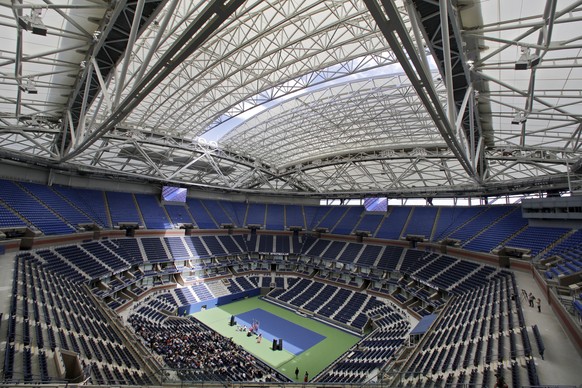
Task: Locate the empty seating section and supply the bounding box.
[34,249,86,282]
[317,327,406,384]
[541,229,582,279]
[5,254,150,385]
[331,206,364,234]
[0,202,26,228]
[246,203,266,226]
[355,213,384,236]
[265,204,285,230]
[0,179,74,235]
[432,206,484,241]
[399,273,537,387]
[375,207,411,239]
[0,179,571,386]
[448,205,514,244]
[403,207,438,238]
[304,205,330,230]
[135,194,171,229]
[165,204,195,226]
[200,199,233,226]
[54,245,110,278]
[376,246,404,271]
[356,244,382,267]
[20,181,93,227]
[504,226,569,257]
[399,250,432,274]
[183,236,209,258]
[305,238,331,257]
[411,254,456,283]
[316,206,349,231]
[106,192,142,226]
[463,210,528,253]
[53,186,110,227]
[218,235,244,253]
[112,238,145,264]
[258,235,274,252]
[431,259,481,292]
[140,238,169,262]
[164,237,190,259]
[246,234,258,252]
[337,242,362,264]
[321,241,346,260]
[219,201,247,227]
[186,198,218,229]
[275,235,290,253]
[285,205,305,229]
[202,235,226,256]
[82,241,129,272]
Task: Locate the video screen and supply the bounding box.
[161,186,187,203]
[364,197,387,212]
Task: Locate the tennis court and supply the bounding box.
[193,296,360,381]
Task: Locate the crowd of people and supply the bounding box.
[128,315,281,382]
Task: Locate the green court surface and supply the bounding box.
[192,297,361,381]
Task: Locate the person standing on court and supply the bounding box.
[537,298,541,312]
[295,367,299,380]
[304,371,309,382]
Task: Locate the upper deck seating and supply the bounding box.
[265,204,285,230]
[355,213,384,236]
[403,207,438,239]
[20,182,93,228]
[53,186,110,227]
[135,194,171,229]
[106,191,142,226]
[187,198,218,229]
[375,207,411,240]
[285,205,305,229]
[200,200,233,227]
[0,179,75,235]
[331,206,364,235]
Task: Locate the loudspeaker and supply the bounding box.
[272,339,277,351]
[229,315,235,326]
[278,338,283,351]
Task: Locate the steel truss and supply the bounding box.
[0,0,580,199]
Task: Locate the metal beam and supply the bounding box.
[363,0,476,179]
[61,0,247,162]
[113,0,146,109]
[439,1,456,126]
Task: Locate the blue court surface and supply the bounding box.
[235,308,326,355]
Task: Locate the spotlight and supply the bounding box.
[515,47,540,70]
[511,111,527,125]
[19,78,38,94]
[17,9,47,36]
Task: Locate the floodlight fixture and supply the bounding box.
[17,8,47,36]
[19,78,38,94]
[511,111,527,125]
[515,47,540,70]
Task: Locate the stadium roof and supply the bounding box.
[1,0,582,199]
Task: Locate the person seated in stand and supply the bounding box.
[495,374,508,388]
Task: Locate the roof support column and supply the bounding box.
[133,0,180,86]
[363,0,476,179]
[114,0,146,108]
[61,0,247,163]
[404,0,432,78]
[439,1,457,127]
